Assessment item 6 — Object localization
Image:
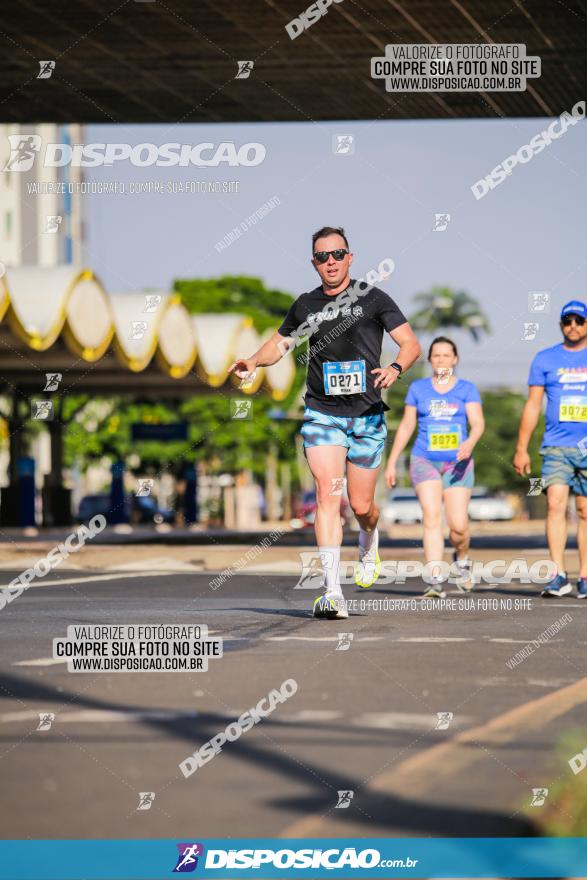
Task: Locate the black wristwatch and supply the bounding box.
[389,362,403,376]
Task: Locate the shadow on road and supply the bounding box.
[0,670,539,838]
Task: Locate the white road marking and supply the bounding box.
[480,678,574,690]
[266,635,383,642]
[13,657,64,667]
[489,638,563,644]
[526,679,575,688]
[269,636,470,644]
[7,571,176,590]
[9,622,577,670]
[105,557,204,573]
[490,638,541,644]
[355,712,471,729]
[0,562,84,571]
[0,707,471,731]
[0,709,198,724]
[394,637,473,643]
[10,633,467,667]
[548,603,587,607]
[287,710,343,722]
[476,677,510,686]
[238,561,301,574]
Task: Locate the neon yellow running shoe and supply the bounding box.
[355,530,381,589]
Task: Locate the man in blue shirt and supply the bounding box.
[514,300,587,598]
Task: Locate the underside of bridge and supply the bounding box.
[1,0,585,123]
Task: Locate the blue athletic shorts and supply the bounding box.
[541,446,587,495]
[300,406,387,469]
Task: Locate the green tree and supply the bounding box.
[469,391,543,492]
[174,275,294,334]
[64,276,306,486]
[410,286,491,341]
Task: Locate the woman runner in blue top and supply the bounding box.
[385,337,485,598]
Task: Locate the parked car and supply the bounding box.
[381,486,516,525]
[292,489,352,529]
[468,487,515,521]
[134,494,175,525]
[77,494,126,522]
[381,489,422,525]
[77,493,174,525]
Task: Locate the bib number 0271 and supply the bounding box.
[323,360,366,396]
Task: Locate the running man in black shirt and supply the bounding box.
[228,227,421,618]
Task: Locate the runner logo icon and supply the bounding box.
[336,789,354,807]
[173,843,204,872]
[530,787,549,806]
[3,134,42,172]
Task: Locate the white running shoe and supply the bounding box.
[453,554,475,592]
[422,576,446,599]
[356,528,381,589]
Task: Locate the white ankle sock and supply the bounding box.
[359,526,378,553]
[319,547,342,595]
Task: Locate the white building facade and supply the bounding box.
[0,123,85,268]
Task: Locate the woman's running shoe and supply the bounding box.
[422,576,446,599]
[453,552,475,592]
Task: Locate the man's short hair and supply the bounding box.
[312,226,349,253]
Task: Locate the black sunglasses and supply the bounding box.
[313,249,349,264]
[562,314,586,326]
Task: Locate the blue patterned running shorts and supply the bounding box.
[300,406,387,469]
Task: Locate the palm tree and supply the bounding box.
[409,286,491,341]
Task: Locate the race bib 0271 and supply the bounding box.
[323,360,366,396]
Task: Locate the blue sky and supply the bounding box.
[86,115,587,390]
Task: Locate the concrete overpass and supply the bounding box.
[1,0,584,124]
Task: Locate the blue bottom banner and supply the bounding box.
[1,837,587,879]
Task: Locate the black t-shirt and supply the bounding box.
[278,280,407,417]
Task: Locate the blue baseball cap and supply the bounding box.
[561,300,587,319]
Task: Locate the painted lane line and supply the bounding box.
[0,707,472,732]
[287,710,343,722]
[489,637,563,644]
[489,638,538,644]
[266,635,384,642]
[5,572,179,590]
[105,557,204,573]
[394,636,473,643]
[10,635,469,666]
[13,657,64,667]
[0,709,198,724]
[356,712,472,730]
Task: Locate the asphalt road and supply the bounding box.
[1,565,586,840]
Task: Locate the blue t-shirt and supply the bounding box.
[528,343,587,449]
[405,377,482,462]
